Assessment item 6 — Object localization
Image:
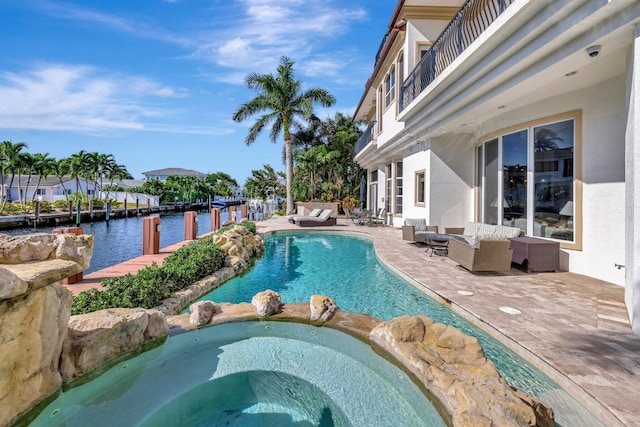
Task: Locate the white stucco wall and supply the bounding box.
[377,102,405,149]
[571,76,626,286]
[625,25,640,334]
[430,135,475,230]
[401,142,431,222]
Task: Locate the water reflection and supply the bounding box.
[5,211,229,273]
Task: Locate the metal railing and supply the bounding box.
[399,0,514,113]
[354,121,377,156]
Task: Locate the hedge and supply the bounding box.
[71,221,258,314]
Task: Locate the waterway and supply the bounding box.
[4,211,232,274]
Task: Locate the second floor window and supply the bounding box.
[385,66,395,107]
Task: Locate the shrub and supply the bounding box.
[71,235,229,314]
[52,199,69,210]
[238,221,257,234]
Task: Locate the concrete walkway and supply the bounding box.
[63,216,640,426]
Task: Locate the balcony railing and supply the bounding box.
[399,0,514,113]
[355,121,377,156]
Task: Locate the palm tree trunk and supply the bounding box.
[285,136,294,214]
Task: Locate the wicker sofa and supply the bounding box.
[446,222,522,272]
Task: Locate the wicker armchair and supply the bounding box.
[448,238,514,272]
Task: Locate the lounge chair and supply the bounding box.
[288,208,322,224]
[293,209,337,227]
[344,208,364,225]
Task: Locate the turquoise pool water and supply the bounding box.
[192,231,604,426]
[30,322,446,427]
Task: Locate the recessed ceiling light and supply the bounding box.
[565,71,578,76]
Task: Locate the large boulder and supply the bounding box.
[309,295,338,324]
[0,283,72,427]
[211,225,264,271]
[0,233,94,299]
[60,308,169,382]
[189,300,218,326]
[370,316,554,427]
[252,290,281,317]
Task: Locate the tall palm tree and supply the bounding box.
[68,150,91,195]
[52,157,71,201]
[0,141,28,212]
[232,56,335,214]
[105,163,131,200]
[31,152,56,201]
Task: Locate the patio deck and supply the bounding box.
[62,215,639,426]
[256,215,640,427]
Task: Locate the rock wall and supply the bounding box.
[0,233,93,427]
[166,293,555,427]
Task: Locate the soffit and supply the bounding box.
[402,6,459,20]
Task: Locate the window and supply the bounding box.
[36,189,47,195]
[386,164,392,214]
[377,85,383,132]
[395,161,403,214]
[417,43,431,63]
[66,189,72,195]
[385,66,395,107]
[477,114,579,247]
[415,170,425,205]
[397,52,404,88]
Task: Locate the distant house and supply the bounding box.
[142,168,207,182]
[1,176,97,203]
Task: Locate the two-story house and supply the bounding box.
[353,0,640,334]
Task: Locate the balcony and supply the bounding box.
[399,0,515,113]
[354,121,376,157]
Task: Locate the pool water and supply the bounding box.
[30,322,446,427]
[192,232,605,426]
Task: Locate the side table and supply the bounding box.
[509,236,559,272]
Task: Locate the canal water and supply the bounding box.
[4,211,232,274]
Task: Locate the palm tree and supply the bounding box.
[52,158,71,202]
[232,56,335,214]
[105,163,131,200]
[68,150,91,195]
[0,141,28,213]
[31,152,56,201]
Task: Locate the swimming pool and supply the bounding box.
[191,231,604,426]
[30,322,446,427]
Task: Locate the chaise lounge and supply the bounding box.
[288,208,322,224]
[291,209,336,227]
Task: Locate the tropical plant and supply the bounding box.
[0,140,28,213]
[244,164,285,201]
[232,56,335,214]
[291,112,364,202]
[30,153,56,201]
[206,172,238,197]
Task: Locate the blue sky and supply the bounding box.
[0,0,396,182]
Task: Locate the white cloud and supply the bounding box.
[194,0,368,81]
[0,64,206,133]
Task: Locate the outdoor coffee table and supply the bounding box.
[416,232,450,256]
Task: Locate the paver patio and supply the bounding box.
[65,215,640,426]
